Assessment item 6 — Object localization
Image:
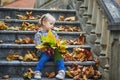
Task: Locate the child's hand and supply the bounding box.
[46,48,54,56]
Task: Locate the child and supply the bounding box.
[34,13,66,79]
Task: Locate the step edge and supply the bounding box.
[0,19,80,23]
[0,7,76,12]
[0,44,91,48]
[0,30,85,34]
[0,60,95,66]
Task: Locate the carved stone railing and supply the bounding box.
[68,0,120,80]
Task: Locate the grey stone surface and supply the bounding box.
[91,44,101,56]
[0,8,76,19]
[86,34,97,47]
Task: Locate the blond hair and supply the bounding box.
[38,13,56,26]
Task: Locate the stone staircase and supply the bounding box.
[0,8,100,80]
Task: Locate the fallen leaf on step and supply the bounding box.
[17,11,39,20]
[0,40,3,44]
[5,16,11,19]
[8,26,20,31]
[1,75,10,79]
[23,51,33,61]
[62,48,93,61]
[0,21,8,30]
[6,52,19,61]
[15,38,23,44]
[59,16,65,21]
[53,25,81,32]
[64,16,75,21]
[18,56,23,61]
[15,37,34,44]
[66,71,73,78]
[58,16,76,21]
[23,51,38,61]
[66,64,102,79]
[45,72,55,78]
[23,68,35,79]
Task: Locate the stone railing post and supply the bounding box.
[85,0,93,34]
[92,7,102,57]
[109,31,120,80]
[81,0,88,30]
[86,0,97,46]
[100,16,110,80]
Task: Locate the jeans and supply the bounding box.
[35,51,66,71]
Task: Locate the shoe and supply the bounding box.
[56,70,65,80]
[34,71,42,79]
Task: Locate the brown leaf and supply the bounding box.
[15,38,23,44]
[66,71,73,78]
[5,16,11,19]
[6,53,19,61]
[23,51,38,61]
[0,40,3,44]
[17,11,37,20]
[24,68,34,79]
[18,56,23,61]
[64,16,75,21]
[0,21,8,30]
[59,16,65,21]
[23,51,33,61]
[46,72,55,78]
[2,75,10,79]
[8,26,20,30]
[15,37,34,44]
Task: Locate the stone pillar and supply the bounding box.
[92,7,102,56]
[79,0,86,17]
[86,0,97,46]
[99,16,110,79]
[81,0,89,30]
[109,31,120,80]
[85,0,93,34]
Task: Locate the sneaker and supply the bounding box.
[34,71,42,79]
[56,70,65,80]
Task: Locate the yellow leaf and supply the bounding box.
[36,45,48,51]
[46,30,56,43]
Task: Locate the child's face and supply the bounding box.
[43,18,55,31]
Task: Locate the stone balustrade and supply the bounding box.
[68,0,120,80]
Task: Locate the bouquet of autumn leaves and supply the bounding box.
[36,30,67,62]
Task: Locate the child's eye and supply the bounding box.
[50,23,53,25]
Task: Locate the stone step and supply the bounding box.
[0,60,95,66]
[0,60,95,77]
[0,44,90,59]
[0,30,85,43]
[0,19,80,27]
[0,44,90,48]
[0,77,101,80]
[0,8,76,20]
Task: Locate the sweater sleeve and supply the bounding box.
[34,31,42,46]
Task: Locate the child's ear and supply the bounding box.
[42,20,46,26]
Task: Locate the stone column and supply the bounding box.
[109,31,120,80]
[81,0,89,30]
[99,15,110,80]
[92,7,102,57]
[86,0,97,46]
[85,0,93,34]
